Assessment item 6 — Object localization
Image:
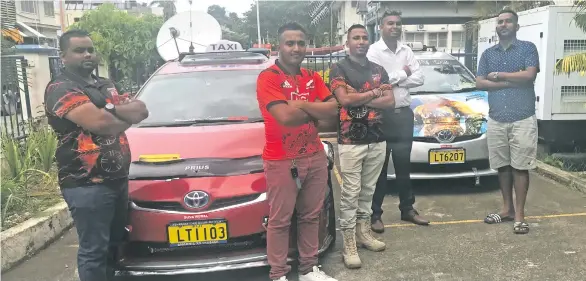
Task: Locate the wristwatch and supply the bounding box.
[105,103,116,115]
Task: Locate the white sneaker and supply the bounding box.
[299,265,338,281]
[273,276,289,281]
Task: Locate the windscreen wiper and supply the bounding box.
[136,118,264,128]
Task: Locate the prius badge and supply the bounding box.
[184,191,210,209]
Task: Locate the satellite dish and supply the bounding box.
[155,10,222,61]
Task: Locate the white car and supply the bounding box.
[386,49,497,184]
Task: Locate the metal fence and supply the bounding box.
[301,50,478,84]
[48,56,64,80]
[48,56,161,96]
[301,50,477,73]
[1,56,32,140]
[48,56,99,79]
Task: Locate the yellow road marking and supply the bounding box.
[331,155,586,228]
[383,213,586,228]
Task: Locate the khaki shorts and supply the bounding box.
[487,115,538,170]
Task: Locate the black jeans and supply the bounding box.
[371,107,415,219]
[61,180,129,281]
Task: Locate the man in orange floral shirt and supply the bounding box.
[329,24,395,269]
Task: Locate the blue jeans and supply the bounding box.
[61,180,129,281]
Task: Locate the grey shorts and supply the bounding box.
[487,115,538,170]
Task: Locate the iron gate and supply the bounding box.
[1,56,32,140]
[48,56,99,79]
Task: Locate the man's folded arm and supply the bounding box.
[366,86,395,109]
[45,83,132,136]
[293,72,340,121]
[114,99,149,124]
[257,73,311,127]
[329,64,375,107]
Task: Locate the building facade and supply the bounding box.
[15,0,62,47]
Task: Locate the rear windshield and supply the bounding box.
[135,70,263,124]
[410,58,476,94]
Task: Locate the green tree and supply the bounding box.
[70,3,164,91]
[554,0,585,76]
[241,1,335,48]
[207,5,249,45]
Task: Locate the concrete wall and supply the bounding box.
[335,1,364,45]
[401,24,467,52]
[365,0,477,25]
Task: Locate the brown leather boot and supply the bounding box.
[371,217,385,233]
[401,209,430,225]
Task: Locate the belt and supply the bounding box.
[392,106,410,114]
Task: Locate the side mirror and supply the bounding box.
[322,141,335,170]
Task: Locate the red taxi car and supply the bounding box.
[114,42,337,277]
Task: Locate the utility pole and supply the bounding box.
[256,0,261,46]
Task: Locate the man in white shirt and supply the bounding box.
[366,10,429,233]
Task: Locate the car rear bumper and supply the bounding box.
[386,167,497,180]
[386,134,498,180]
[115,234,334,276]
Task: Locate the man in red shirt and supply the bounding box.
[256,22,339,281]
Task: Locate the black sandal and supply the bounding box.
[484,213,514,224]
[513,222,530,234]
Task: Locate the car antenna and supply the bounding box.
[188,0,194,54]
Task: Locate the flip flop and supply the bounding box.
[513,222,530,234]
[484,213,514,224]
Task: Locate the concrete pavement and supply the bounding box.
[2,162,586,281]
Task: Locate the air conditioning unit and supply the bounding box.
[417,24,425,31]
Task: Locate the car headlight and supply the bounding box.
[321,141,334,169]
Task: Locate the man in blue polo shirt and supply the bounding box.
[476,9,539,235]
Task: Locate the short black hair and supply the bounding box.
[380,10,402,24]
[498,9,519,23]
[59,29,91,52]
[347,24,367,39]
[277,22,306,39]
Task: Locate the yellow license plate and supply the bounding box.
[167,220,228,247]
[428,148,466,165]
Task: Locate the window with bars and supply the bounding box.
[428,32,448,48]
[451,31,465,50]
[404,32,424,44]
[20,0,36,13]
[44,1,54,16]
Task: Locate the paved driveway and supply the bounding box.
[2,143,586,281]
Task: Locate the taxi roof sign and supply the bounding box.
[205,40,243,52]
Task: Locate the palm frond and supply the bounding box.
[555,52,586,76]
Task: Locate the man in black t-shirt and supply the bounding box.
[329,24,395,269]
[44,29,149,281]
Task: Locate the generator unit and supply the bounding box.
[477,5,586,152]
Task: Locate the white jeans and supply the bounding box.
[338,142,386,230]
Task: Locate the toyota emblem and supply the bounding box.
[435,129,456,143]
[183,191,210,209]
